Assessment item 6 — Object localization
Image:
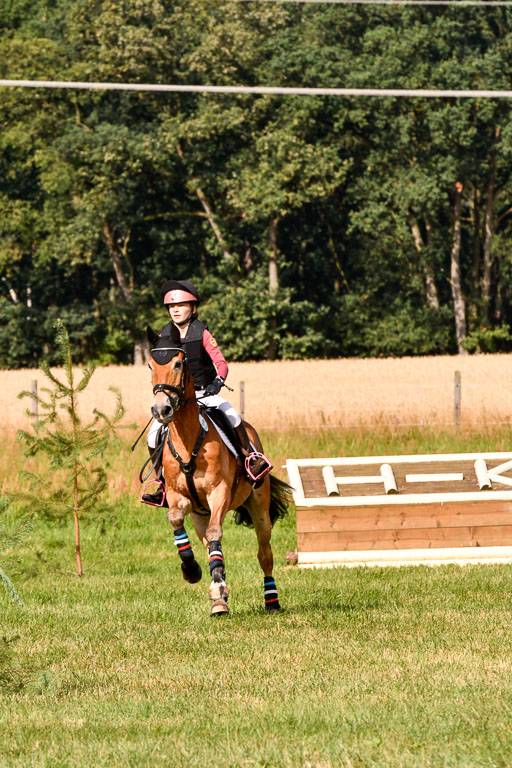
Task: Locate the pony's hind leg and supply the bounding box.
[245,482,281,611]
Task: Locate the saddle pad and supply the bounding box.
[204,409,239,458]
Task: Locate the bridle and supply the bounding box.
[148,344,210,513]
[151,347,187,410]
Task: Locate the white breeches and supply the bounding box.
[147,391,241,449]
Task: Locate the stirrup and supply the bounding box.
[140,479,166,507]
[245,452,273,483]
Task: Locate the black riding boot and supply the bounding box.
[141,447,168,507]
[234,422,273,484]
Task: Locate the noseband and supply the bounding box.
[151,347,187,409]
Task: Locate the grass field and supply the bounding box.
[4,352,512,432]
[3,425,512,767]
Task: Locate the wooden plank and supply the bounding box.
[296,501,512,533]
[298,524,512,552]
[296,458,512,500]
[335,476,384,484]
[298,462,479,497]
[405,473,464,482]
[322,466,339,496]
[290,452,512,467]
[296,491,512,507]
[475,459,492,490]
[381,463,398,494]
[489,458,512,475]
[297,545,512,567]
[489,473,512,487]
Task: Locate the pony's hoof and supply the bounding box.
[181,561,202,584]
[209,581,228,602]
[211,599,229,616]
[265,602,281,612]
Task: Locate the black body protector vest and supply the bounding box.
[161,318,217,388]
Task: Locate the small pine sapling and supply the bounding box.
[0,497,30,606]
[17,320,129,577]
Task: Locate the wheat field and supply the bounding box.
[2,353,512,433]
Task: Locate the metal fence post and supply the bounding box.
[31,379,38,423]
[239,381,245,421]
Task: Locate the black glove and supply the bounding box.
[204,377,224,396]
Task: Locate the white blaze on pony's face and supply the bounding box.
[148,349,187,425]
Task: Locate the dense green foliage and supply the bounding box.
[2,0,512,365]
[0,497,29,606]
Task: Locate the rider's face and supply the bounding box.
[168,301,193,324]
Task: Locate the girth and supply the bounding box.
[165,423,209,514]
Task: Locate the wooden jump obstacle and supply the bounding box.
[285,452,512,567]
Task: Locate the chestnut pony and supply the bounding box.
[145,330,290,616]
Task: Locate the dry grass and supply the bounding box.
[2,353,512,433]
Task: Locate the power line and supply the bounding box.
[1,79,512,98]
[230,0,512,5]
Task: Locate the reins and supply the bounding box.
[131,414,154,452]
[138,430,166,483]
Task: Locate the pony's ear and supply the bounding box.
[146,326,160,346]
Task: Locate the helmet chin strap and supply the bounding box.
[174,314,192,327]
[171,307,196,328]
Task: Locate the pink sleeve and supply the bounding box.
[202,329,229,380]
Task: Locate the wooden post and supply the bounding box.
[454,370,461,428]
[31,380,38,423]
[239,381,245,422]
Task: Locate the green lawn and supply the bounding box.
[2,428,512,767]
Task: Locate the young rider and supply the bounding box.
[143,279,272,504]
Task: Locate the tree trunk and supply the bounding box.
[103,223,133,302]
[243,238,254,272]
[268,218,279,360]
[103,222,147,364]
[269,218,279,293]
[1,277,18,303]
[73,456,82,578]
[450,182,468,355]
[472,186,481,306]
[176,142,232,260]
[409,216,440,310]
[481,126,500,323]
[133,337,150,365]
[67,337,83,577]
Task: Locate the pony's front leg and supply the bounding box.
[167,497,202,584]
[204,491,230,616]
[207,538,229,615]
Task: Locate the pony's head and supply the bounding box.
[147,327,189,424]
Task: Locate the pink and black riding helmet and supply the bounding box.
[161,279,200,307]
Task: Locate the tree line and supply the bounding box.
[1,0,512,367]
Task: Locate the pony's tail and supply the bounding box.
[268,475,292,525]
[233,474,292,528]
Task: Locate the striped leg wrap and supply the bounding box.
[208,541,224,575]
[174,526,194,560]
[264,576,280,610]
